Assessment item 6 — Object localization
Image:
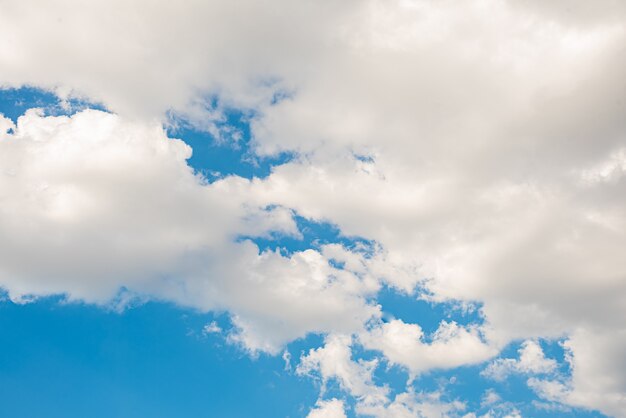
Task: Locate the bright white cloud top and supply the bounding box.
[0,0,625,416]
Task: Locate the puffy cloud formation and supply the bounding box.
[527,329,626,417]
[307,399,348,418]
[297,334,389,409]
[483,333,626,416]
[361,319,497,377]
[297,334,469,418]
[1,0,625,415]
[482,340,557,382]
[0,109,380,353]
[359,391,467,418]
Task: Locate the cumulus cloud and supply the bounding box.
[482,340,557,382]
[473,393,527,418]
[360,319,497,377]
[307,399,348,418]
[0,0,357,124]
[482,331,626,416]
[297,334,389,408]
[527,329,626,417]
[357,390,467,418]
[1,0,625,414]
[0,109,380,353]
[297,334,469,418]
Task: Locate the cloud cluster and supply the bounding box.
[482,340,557,382]
[527,329,626,417]
[0,109,380,353]
[297,334,468,418]
[1,0,625,415]
[307,399,348,418]
[361,319,496,377]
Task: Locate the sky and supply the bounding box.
[0,1,624,417]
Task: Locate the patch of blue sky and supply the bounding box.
[489,337,570,376]
[166,98,295,180]
[393,361,603,418]
[479,370,599,418]
[0,297,321,418]
[376,285,485,335]
[0,86,106,122]
[468,338,604,418]
[241,213,376,257]
[351,342,412,397]
[312,378,353,414]
[541,337,574,376]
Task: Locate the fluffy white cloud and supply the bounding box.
[307,399,348,418]
[297,334,389,408]
[481,389,501,408]
[527,328,626,417]
[0,0,358,125]
[357,391,466,418]
[360,319,497,377]
[1,0,625,414]
[482,340,557,382]
[471,396,524,418]
[479,330,626,416]
[297,334,469,418]
[247,2,625,410]
[0,109,380,353]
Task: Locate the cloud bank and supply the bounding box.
[1,0,624,415]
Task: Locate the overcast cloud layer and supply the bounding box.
[1,0,625,416]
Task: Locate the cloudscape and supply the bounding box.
[0,1,624,417]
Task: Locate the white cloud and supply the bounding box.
[0,0,358,124]
[1,0,625,414]
[0,109,380,353]
[297,334,471,418]
[482,330,626,416]
[357,390,466,418]
[527,328,626,417]
[482,340,557,382]
[307,399,348,418]
[480,389,501,407]
[202,321,222,335]
[297,334,389,408]
[361,319,497,377]
[473,393,524,418]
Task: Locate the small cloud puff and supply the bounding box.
[482,340,557,382]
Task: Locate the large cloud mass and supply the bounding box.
[0,109,381,353]
[0,0,624,416]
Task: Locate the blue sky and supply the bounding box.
[0,88,611,418]
[0,294,605,418]
[0,2,625,417]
